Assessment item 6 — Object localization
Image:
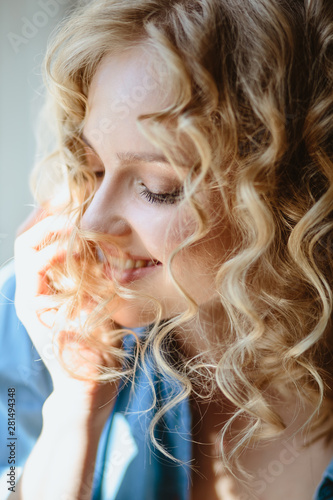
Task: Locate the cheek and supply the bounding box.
[170,219,228,288]
[133,206,197,259]
[136,216,171,257]
[163,207,199,250]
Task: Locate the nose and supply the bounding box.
[80,181,131,237]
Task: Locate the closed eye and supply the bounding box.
[139,186,184,205]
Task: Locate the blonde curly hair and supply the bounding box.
[32,0,333,477]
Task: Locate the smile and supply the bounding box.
[111,257,160,270]
[104,256,162,284]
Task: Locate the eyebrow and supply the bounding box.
[81,134,171,164]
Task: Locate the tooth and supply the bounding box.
[147,261,154,267]
[112,257,120,267]
[124,259,135,269]
[135,260,146,268]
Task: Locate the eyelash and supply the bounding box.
[90,169,183,205]
[139,186,183,205]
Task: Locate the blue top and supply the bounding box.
[0,262,332,500]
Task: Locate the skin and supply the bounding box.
[81,47,333,500]
[11,46,230,499]
[81,46,230,329]
[13,45,333,500]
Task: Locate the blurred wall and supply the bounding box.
[0,0,76,266]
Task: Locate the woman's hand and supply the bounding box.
[11,215,121,500]
[14,215,120,418]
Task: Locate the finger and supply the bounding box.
[15,215,73,253]
[15,241,67,278]
[14,288,60,337]
[38,242,68,272]
[16,207,50,237]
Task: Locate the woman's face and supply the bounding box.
[81,47,229,327]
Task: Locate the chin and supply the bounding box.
[110,294,186,330]
[111,300,158,330]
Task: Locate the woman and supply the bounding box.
[1,0,333,498]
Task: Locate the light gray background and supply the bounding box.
[0,0,76,266]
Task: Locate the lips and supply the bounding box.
[111,256,160,270]
[103,254,162,284]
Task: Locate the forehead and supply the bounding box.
[84,46,198,168]
[86,46,170,127]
